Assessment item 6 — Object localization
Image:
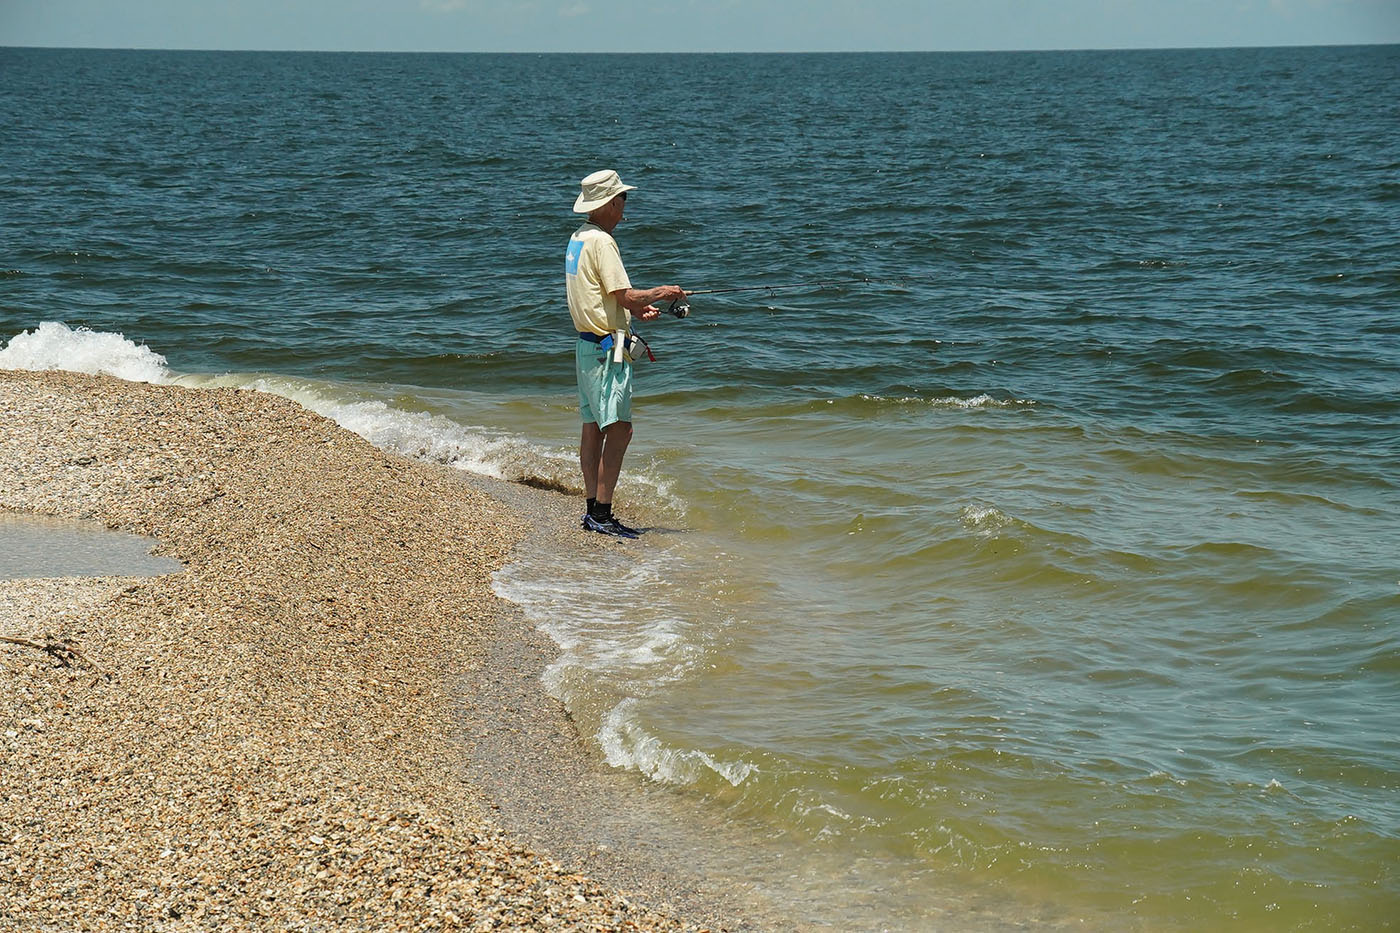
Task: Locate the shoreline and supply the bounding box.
[445,473,848,931]
[0,369,757,931]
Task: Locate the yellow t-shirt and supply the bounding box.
[565,223,632,336]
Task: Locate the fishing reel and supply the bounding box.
[667,298,690,318]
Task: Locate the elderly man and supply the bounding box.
[566,169,685,539]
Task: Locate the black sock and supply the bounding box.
[589,499,612,520]
[587,497,597,516]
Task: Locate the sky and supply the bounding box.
[2,0,1399,53]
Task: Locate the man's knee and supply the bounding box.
[603,420,633,441]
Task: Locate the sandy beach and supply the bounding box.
[0,370,760,932]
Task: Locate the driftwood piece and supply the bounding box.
[0,634,104,673]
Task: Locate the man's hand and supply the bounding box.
[638,305,662,321]
[614,284,689,314]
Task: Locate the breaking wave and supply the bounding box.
[1,321,568,485]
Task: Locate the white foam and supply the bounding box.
[939,393,1029,409]
[960,503,1014,536]
[860,392,1034,409]
[0,321,172,383]
[493,556,702,683]
[229,377,546,479]
[492,544,750,791]
[599,698,756,787]
[1,323,570,485]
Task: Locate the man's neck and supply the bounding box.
[587,209,619,233]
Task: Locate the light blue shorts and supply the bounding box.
[576,338,632,427]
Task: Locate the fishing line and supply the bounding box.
[666,275,935,317]
[685,280,862,296]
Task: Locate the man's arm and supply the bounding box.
[612,285,686,314]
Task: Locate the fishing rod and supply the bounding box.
[667,282,836,317]
[684,280,869,297]
[666,275,927,317]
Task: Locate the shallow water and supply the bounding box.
[0,513,182,580]
[3,45,1398,929]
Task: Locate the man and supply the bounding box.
[565,169,685,539]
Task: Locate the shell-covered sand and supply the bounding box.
[0,369,722,931]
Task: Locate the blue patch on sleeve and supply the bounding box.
[565,238,584,275]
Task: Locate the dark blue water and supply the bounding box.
[6,48,1397,432]
[3,46,1399,930]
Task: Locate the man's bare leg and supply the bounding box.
[580,421,604,500]
[580,420,633,505]
[595,421,633,505]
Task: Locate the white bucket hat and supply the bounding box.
[573,169,636,214]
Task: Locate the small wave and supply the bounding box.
[1085,257,1189,273]
[1204,368,1306,392]
[1144,770,1189,787]
[188,373,575,485]
[1,322,571,486]
[0,321,172,383]
[599,698,756,787]
[960,503,1016,537]
[1233,488,1382,516]
[38,249,122,262]
[831,393,1036,412]
[670,391,1037,420]
[923,393,1031,409]
[287,393,530,477]
[1182,540,1277,559]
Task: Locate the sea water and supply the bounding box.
[0,513,183,580]
[2,46,1398,929]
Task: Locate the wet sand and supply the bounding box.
[0,369,766,931]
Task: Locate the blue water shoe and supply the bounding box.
[582,513,640,539]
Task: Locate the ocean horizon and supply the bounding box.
[7,39,1398,53]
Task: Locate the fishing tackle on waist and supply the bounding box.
[579,329,656,363]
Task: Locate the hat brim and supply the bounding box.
[573,183,636,214]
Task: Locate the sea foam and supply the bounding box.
[857,393,1034,409]
[0,323,562,484]
[960,503,1016,536]
[203,375,557,481]
[0,321,171,384]
[600,698,756,787]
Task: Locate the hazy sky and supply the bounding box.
[3,0,1399,52]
